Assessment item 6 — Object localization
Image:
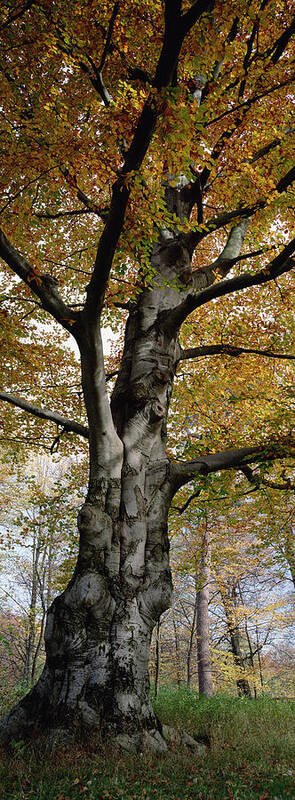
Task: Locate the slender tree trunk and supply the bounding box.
[187,577,198,689]
[154,620,161,699]
[284,529,295,590]
[31,562,47,683]
[23,535,40,686]
[256,620,264,688]
[220,583,252,698]
[196,522,213,696]
[237,582,257,697]
[173,613,181,688]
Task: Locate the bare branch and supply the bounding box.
[0,390,89,439]
[241,465,295,491]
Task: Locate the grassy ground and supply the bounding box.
[0,687,294,799]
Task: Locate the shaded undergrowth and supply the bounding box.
[0,687,294,799]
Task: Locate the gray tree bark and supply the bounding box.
[0,229,193,750]
[187,578,198,689]
[196,522,213,696]
[154,620,161,699]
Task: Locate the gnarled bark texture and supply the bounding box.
[0,232,194,750]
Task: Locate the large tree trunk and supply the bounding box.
[0,465,173,751]
[0,232,190,751]
[0,184,249,749]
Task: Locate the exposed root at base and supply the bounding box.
[114,725,208,755]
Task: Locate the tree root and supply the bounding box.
[114,725,208,755]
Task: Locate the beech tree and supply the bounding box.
[0,0,294,749]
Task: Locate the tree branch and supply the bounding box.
[60,167,109,219]
[0,228,79,333]
[99,2,120,72]
[34,208,92,221]
[270,14,295,64]
[181,0,215,35]
[0,391,89,439]
[0,0,33,30]
[205,73,295,129]
[79,2,120,106]
[179,344,295,361]
[187,163,295,254]
[171,439,295,491]
[193,219,249,288]
[241,464,295,491]
[165,237,295,331]
[172,489,201,513]
[83,0,212,323]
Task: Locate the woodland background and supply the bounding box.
[1,443,294,708]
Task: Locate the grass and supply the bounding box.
[0,687,295,799]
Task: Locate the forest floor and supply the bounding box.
[0,688,294,799]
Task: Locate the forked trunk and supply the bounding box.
[0,233,189,751]
[0,195,249,748]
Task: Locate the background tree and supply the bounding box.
[155,474,295,697]
[0,0,294,750]
[0,457,82,686]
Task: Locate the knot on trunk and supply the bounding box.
[153,366,172,385]
[78,504,112,564]
[68,572,115,621]
[78,503,107,533]
[149,400,165,422]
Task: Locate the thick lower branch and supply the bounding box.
[170,440,295,490]
[0,228,78,333]
[179,344,295,361]
[0,390,89,438]
[165,239,295,331]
